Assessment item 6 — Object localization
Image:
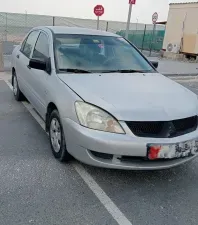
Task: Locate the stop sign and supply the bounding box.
[94,5,104,17]
[129,0,136,4]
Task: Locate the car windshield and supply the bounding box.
[54,34,155,73]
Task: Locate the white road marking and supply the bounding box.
[3,75,133,225]
[4,79,12,89]
[73,162,132,225]
[4,79,46,130]
[22,101,46,130]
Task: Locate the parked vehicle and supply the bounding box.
[11,26,198,170]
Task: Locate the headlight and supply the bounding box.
[75,102,125,134]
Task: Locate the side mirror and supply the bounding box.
[29,58,51,74]
[150,61,158,69]
[29,58,46,71]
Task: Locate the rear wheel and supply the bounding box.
[12,71,23,101]
[49,110,72,162]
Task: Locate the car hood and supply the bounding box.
[58,73,198,121]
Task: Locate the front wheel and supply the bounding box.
[49,110,72,162]
[12,72,24,101]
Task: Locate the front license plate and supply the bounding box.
[147,140,198,160]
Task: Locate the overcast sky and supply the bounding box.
[0,0,196,24]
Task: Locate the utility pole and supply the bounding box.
[125,3,133,39]
[125,0,136,39]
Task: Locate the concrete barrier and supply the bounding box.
[0,43,4,72]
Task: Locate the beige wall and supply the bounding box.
[163,3,198,54]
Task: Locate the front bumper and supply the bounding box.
[63,118,198,170]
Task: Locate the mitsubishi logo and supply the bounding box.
[167,122,176,137]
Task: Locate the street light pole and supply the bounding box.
[125,3,133,39]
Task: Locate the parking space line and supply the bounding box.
[73,162,133,225]
[4,78,12,89]
[4,77,133,225]
[4,79,46,130]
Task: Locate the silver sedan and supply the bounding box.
[11,26,198,170]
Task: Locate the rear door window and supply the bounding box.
[21,30,40,58]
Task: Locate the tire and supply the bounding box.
[49,109,72,162]
[12,71,24,101]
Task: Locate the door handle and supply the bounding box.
[16,54,20,59]
[27,65,31,69]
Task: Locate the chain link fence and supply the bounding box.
[0,12,165,70]
[117,24,165,57]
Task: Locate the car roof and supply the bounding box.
[34,26,120,37]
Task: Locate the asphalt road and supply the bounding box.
[0,73,198,225]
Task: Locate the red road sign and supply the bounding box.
[129,0,136,4]
[94,5,104,17]
[152,12,158,24]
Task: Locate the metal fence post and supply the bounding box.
[53,16,55,26]
[0,42,4,71]
[5,13,7,42]
[149,24,156,56]
[106,21,109,31]
[25,11,27,28]
[141,24,146,52]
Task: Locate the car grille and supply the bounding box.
[125,116,198,138]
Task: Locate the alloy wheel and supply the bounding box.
[50,118,61,153]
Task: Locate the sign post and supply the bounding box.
[125,0,136,39]
[94,5,104,30]
[97,16,99,30]
[152,12,158,24]
[149,12,158,56]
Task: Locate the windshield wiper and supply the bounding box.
[101,69,151,73]
[59,68,91,73]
